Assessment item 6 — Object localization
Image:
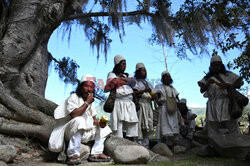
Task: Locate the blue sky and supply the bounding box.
[45,1,245,108]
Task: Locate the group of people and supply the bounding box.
[48,54,244,164]
[104,55,197,148]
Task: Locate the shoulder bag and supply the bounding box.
[215,74,249,119]
[163,86,177,115]
[103,88,116,113]
[103,72,129,113]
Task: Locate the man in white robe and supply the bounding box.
[198,56,243,137]
[155,71,181,147]
[48,74,112,165]
[197,55,244,157]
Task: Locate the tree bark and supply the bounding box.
[0,0,75,143]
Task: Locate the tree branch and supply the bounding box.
[63,10,155,21]
[0,118,51,143]
[0,103,34,124]
[0,0,8,39]
[136,0,145,9]
[0,84,54,126]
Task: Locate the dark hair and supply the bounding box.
[74,82,96,98]
[113,60,125,75]
[205,63,228,79]
[134,68,146,79]
[161,74,173,85]
[112,60,129,78]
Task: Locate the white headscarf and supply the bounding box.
[114,55,125,65]
[135,62,145,71]
[80,74,95,83]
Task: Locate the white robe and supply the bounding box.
[133,79,154,139]
[106,72,138,132]
[48,93,112,160]
[155,84,179,138]
[199,72,240,122]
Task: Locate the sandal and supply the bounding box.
[88,154,111,162]
[67,155,81,165]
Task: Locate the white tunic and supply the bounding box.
[133,80,154,139]
[106,72,138,131]
[48,93,112,155]
[199,72,240,122]
[155,84,179,138]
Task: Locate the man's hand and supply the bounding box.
[86,93,94,104]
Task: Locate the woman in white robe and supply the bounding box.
[48,74,112,164]
[133,63,154,148]
[155,71,180,146]
[104,55,138,140]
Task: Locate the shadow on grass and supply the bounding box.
[148,156,249,166]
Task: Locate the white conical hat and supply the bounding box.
[136,62,145,71]
[114,55,125,65]
[210,55,222,64]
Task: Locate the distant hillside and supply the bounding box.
[190,107,206,116]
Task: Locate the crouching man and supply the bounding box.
[48,74,112,165]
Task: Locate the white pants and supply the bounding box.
[67,130,106,157]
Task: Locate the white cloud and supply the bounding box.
[188,103,205,108]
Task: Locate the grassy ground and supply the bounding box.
[147,156,249,166]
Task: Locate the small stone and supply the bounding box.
[0,161,8,166]
[33,152,40,157]
[0,145,17,163]
[151,143,173,157]
[173,145,186,154]
[21,153,32,158]
[113,145,150,164]
[14,155,22,160]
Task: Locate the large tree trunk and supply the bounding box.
[0,0,76,143]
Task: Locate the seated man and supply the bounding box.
[48,74,112,165]
[178,98,197,140]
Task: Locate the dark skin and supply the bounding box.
[156,73,179,106]
[69,81,110,160]
[178,103,197,122]
[104,60,128,92]
[70,81,106,128]
[198,62,243,93]
[162,73,173,86]
[134,68,152,95]
[115,60,128,87]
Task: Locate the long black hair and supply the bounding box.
[205,63,228,79]
[161,74,173,85]
[112,60,128,77]
[74,82,96,98]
